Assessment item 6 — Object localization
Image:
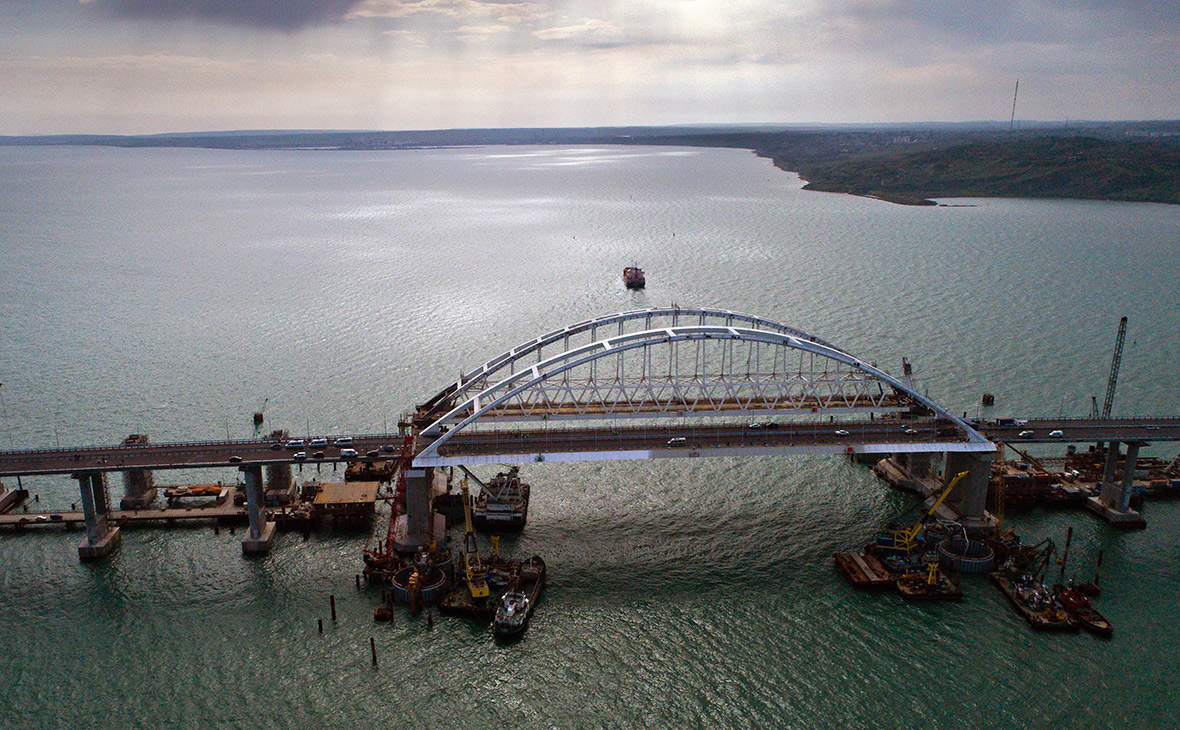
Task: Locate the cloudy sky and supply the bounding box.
[1,0,1177,134]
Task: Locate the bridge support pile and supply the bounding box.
[1086,441,1147,528]
[240,464,277,554]
[74,471,121,560]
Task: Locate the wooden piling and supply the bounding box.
[330,594,337,621]
[318,618,323,633]
[370,637,377,667]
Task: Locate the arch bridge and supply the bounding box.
[412,307,994,466]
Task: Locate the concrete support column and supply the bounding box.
[1118,442,1142,511]
[392,466,446,551]
[119,434,155,509]
[943,450,995,531]
[405,467,433,544]
[240,464,276,554]
[266,463,293,493]
[75,472,121,560]
[120,469,156,510]
[908,452,932,479]
[1098,443,1121,504]
[1087,441,1147,528]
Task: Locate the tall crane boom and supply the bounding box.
[1102,317,1127,419]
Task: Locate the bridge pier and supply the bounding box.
[943,450,994,531]
[266,463,293,494]
[1087,441,1147,528]
[396,467,445,551]
[119,434,156,509]
[74,471,121,560]
[240,464,276,554]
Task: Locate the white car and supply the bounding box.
[834,429,850,436]
[292,451,307,460]
[1018,430,1034,438]
[1048,430,1064,438]
[339,448,358,458]
[903,427,919,435]
[334,437,353,446]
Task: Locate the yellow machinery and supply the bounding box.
[881,471,969,555]
[460,478,489,599]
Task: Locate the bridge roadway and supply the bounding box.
[0,434,406,478]
[420,416,1180,465]
[3,417,1178,477]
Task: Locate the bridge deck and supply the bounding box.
[0,418,1178,476]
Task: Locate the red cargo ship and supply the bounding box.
[623,265,646,289]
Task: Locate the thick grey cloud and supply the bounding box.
[83,0,368,32]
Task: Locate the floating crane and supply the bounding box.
[879,471,969,555]
[460,477,489,600]
[252,397,269,436]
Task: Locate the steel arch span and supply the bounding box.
[413,309,992,464]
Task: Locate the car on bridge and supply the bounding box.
[903,427,918,435]
[284,439,304,449]
[667,437,687,446]
[340,448,358,458]
[293,451,307,460]
[1049,430,1064,438]
[334,437,353,446]
[834,429,850,436]
[1018,430,1034,438]
[308,438,328,448]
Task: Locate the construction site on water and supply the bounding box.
[834,317,1179,637]
[3,313,1178,641]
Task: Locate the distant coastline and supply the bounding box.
[3,121,1178,206]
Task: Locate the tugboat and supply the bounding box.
[1054,582,1113,637]
[493,555,546,638]
[991,571,1078,632]
[473,466,531,532]
[493,589,531,637]
[623,265,646,289]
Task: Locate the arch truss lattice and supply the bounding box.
[414,309,990,461]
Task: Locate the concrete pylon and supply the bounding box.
[119,434,156,509]
[394,466,445,551]
[74,471,121,560]
[240,464,276,554]
[266,463,293,493]
[943,450,995,531]
[1088,441,1146,528]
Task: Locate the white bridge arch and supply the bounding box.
[413,309,991,464]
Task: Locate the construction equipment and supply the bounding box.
[999,440,1053,476]
[252,397,269,436]
[877,471,969,555]
[1102,317,1128,419]
[460,477,489,600]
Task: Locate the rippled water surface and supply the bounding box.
[1,145,1179,729]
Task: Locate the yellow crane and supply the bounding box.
[882,471,969,555]
[460,478,489,600]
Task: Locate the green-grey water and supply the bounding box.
[1,145,1179,729]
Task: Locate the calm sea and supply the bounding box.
[1,145,1179,729]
